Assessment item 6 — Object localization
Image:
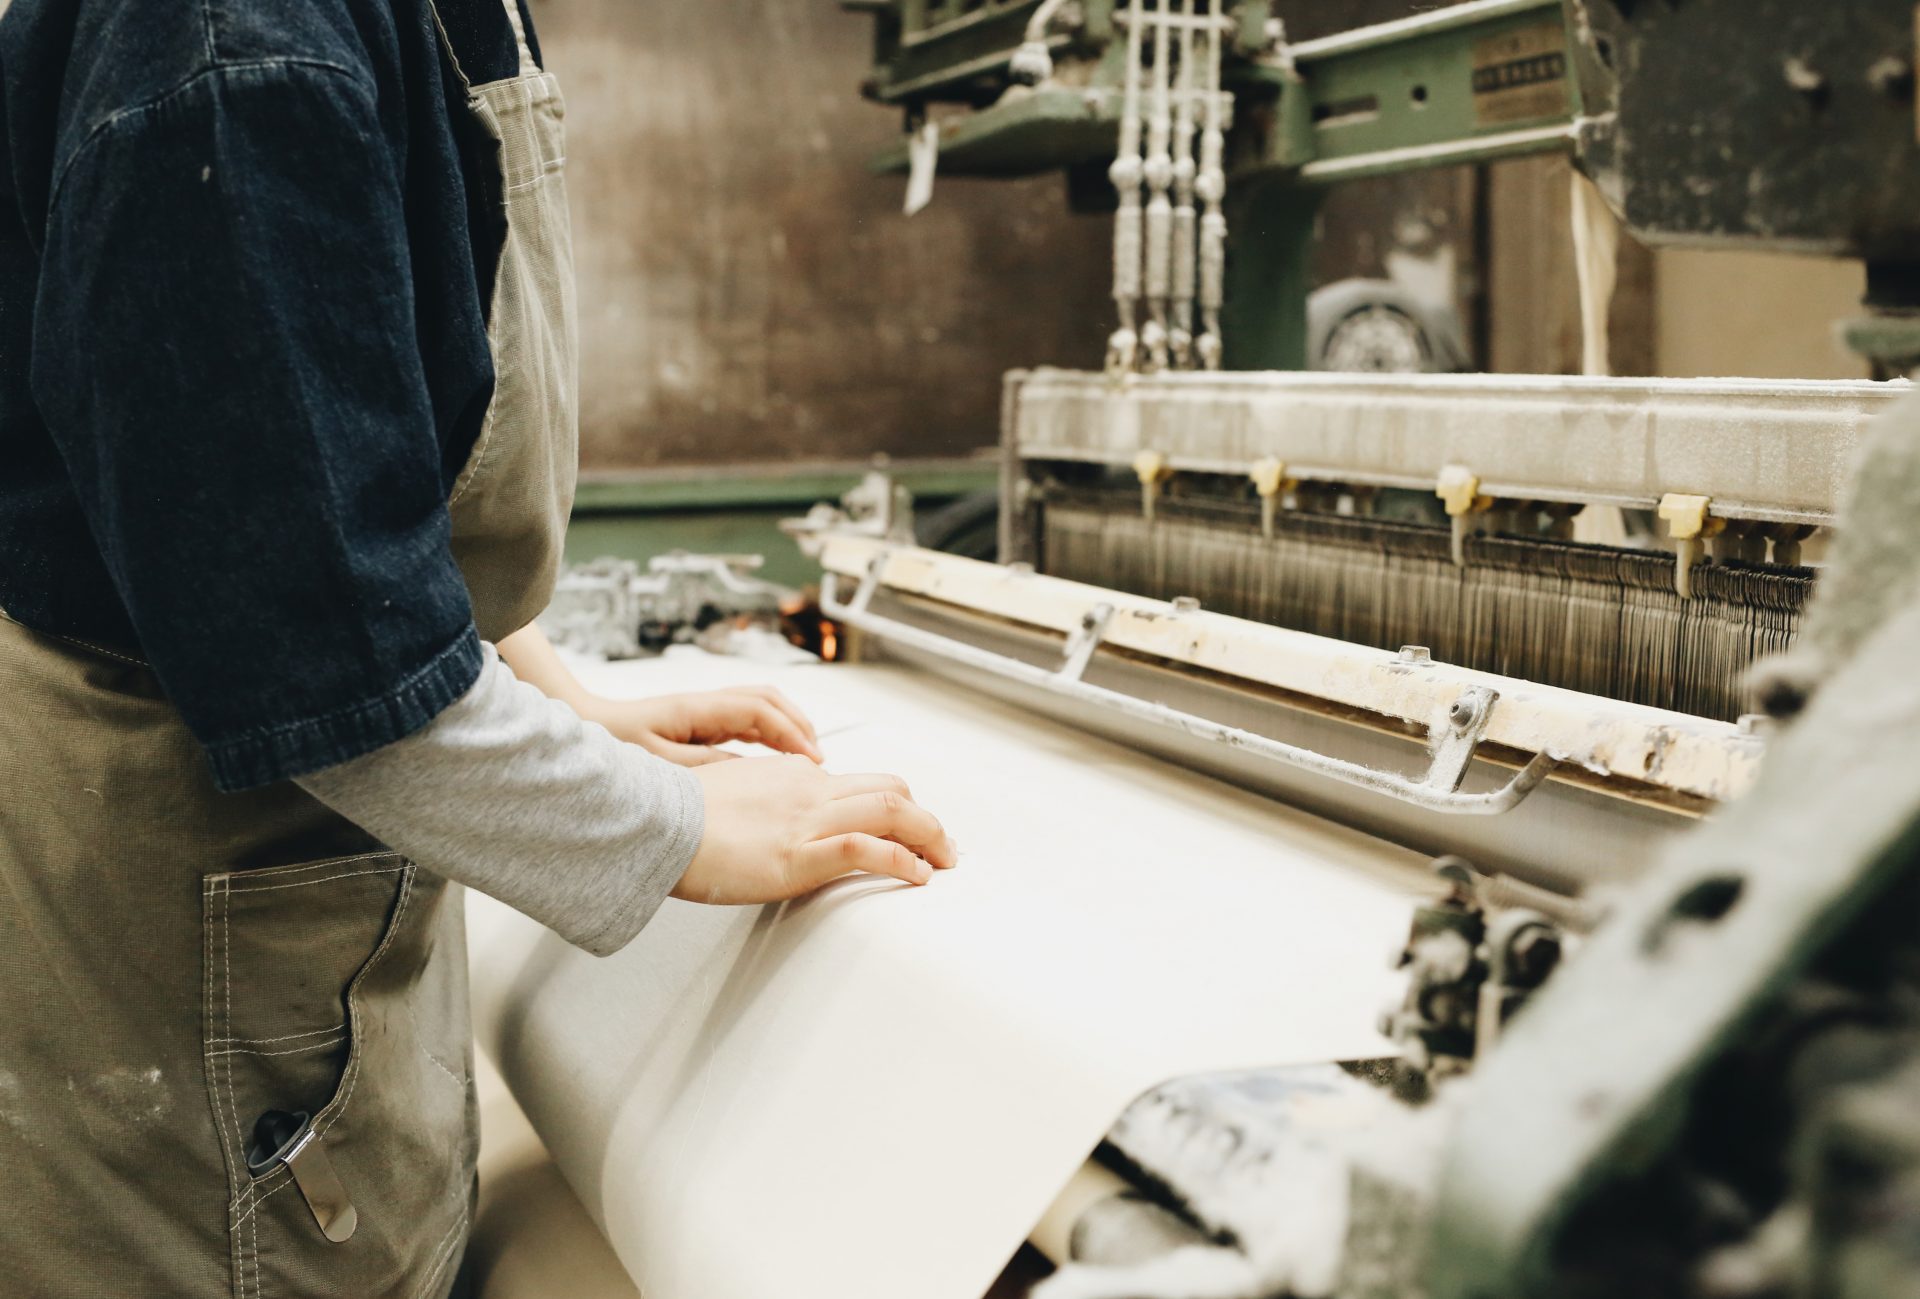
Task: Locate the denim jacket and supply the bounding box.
[0,0,539,791]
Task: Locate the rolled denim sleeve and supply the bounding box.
[31,59,483,792]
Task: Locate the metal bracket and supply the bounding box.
[1059,602,1116,682]
[1658,492,1726,599]
[849,556,886,616]
[1437,464,1493,567]
[1426,686,1499,793]
[825,557,1559,817]
[1251,456,1291,540]
[1134,449,1172,523]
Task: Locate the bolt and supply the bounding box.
[1737,712,1774,738]
[1784,57,1831,112]
[1398,645,1433,665]
[1009,561,1035,575]
[1868,56,1915,99]
[1783,57,1824,93]
[1507,928,1563,984]
[1450,697,1480,728]
[1171,596,1201,613]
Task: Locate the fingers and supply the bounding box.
[811,790,956,870]
[725,685,818,745]
[826,771,913,802]
[704,695,823,762]
[632,729,740,768]
[792,834,933,891]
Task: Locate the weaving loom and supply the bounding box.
[468,3,1920,1297]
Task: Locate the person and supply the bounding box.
[0,1,954,1294]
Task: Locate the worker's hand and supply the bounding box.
[674,756,958,904]
[583,686,823,766]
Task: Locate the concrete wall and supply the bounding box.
[529,0,1112,472]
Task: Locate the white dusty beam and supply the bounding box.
[820,535,1765,804]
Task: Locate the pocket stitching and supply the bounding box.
[313,864,417,1141]
[225,866,418,1235]
[216,860,416,1214]
[228,865,408,895]
[449,371,508,508]
[207,1036,347,1059]
[222,880,247,1203]
[221,850,401,884]
[407,999,469,1089]
[412,1207,471,1299]
[212,1023,346,1047]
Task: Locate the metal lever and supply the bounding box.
[823,562,1560,817]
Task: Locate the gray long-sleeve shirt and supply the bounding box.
[297,645,705,956]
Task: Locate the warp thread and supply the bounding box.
[1041,490,1811,722]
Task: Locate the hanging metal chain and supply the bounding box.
[1106,0,1148,374]
[1141,0,1176,371]
[1195,4,1230,371]
[1109,1,1233,376]
[1169,1,1200,369]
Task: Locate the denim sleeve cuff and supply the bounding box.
[203,626,484,793]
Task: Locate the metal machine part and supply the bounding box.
[1309,279,1470,374]
[851,0,1920,377]
[810,530,1762,900]
[823,560,1560,817]
[1430,626,1920,1299]
[999,369,1900,719]
[833,6,1920,1297]
[538,552,789,659]
[1003,370,1892,545]
[849,0,1582,369]
[819,533,1761,808]
[1030,852,1576,1298]
[782,466,918,560]
[1380,857,1567,1079]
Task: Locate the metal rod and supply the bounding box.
[1107,0,1147,372]
[823,572,1561,817]
[1143,0,1176,370]
[1170,1,1199,368]
[1286,0,1558,63]
[1195,7,1228,369]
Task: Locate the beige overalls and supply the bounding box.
[0,4,578,1293]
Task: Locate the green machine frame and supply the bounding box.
[848,0,1580,369]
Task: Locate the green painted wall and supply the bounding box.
[562,461,999,589]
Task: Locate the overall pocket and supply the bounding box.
[203,852,411,1141]
[204,853,474,1299]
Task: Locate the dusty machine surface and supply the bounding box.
[472,4,1920,1298]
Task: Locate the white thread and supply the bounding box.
[206,1036,346,1059]
[219,850,399,883]
[230,866,408,894]
[210,1023,347,1047]
[316,868,417,1144]
[412,1210,471,1299]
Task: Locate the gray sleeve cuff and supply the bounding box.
[576,757,704,956]
[295,645,706,956]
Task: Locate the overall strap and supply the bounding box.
[501,0,539,75]
[427,0,539,94]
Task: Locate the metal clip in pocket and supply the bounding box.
[246,1110,358,1243]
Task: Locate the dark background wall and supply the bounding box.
[529,0,1700,476]
[530,0,1112,472]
